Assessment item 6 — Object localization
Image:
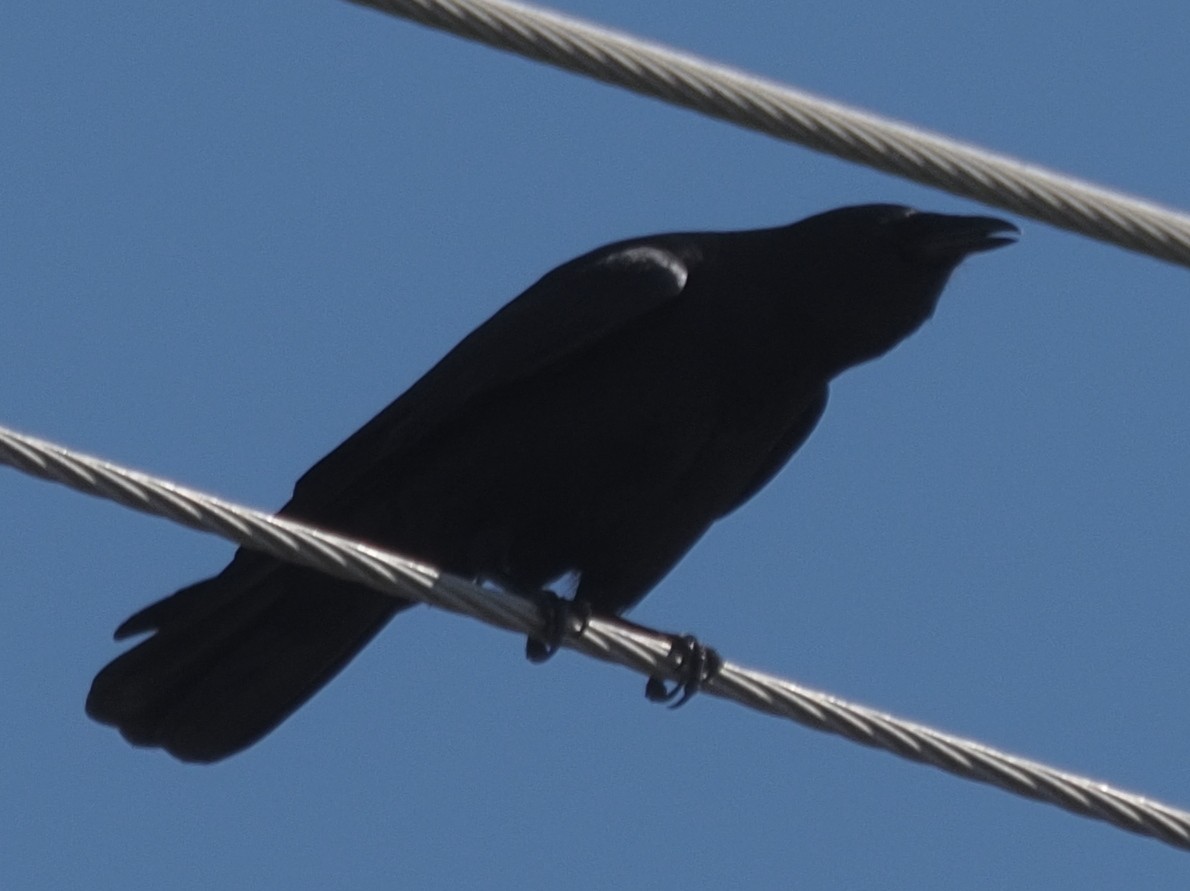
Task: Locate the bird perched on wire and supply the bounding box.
[87,203,1017,762]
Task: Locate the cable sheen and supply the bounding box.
[12,0,1190,852]
[347,0,1190,268]
[2,423,1187,850]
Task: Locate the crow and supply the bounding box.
[87,204,1017,762]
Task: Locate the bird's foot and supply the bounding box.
[645,634,722,708]
[524,591,592,663]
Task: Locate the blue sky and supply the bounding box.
[3,1,1190,887]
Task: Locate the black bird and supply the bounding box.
[87,204,1017,762]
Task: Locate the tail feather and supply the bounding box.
[87,555,411,762]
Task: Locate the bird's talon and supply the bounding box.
[645,676,671,702]
[525,591,591,663]
[645,634,722,708]
[525,637,553,663]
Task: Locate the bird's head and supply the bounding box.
[766,203,1018,371]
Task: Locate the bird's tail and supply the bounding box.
[86,552,410,762]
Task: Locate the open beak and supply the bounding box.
[909,213,1020,261]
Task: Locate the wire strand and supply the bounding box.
[3,423,1188,849]
[346,0,1190,268]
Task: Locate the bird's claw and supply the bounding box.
[525,591,592,663]
[645,634,722,708]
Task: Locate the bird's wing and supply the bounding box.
[715,386,829,518]
[286,243,691,516]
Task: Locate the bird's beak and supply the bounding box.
[911,214,1020,261]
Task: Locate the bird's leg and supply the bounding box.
[645,634,723,708]
[524,589,592,663]
[477,572,592,662]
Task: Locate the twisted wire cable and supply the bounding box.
[347,0,1190,268]
[2,422,1187,849]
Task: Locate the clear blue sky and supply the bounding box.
[3,1,1190,887]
